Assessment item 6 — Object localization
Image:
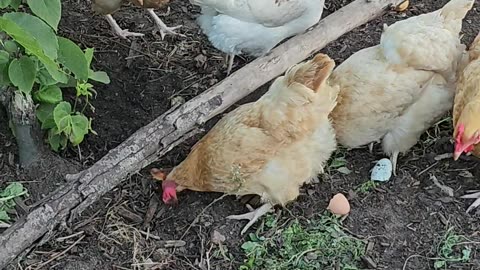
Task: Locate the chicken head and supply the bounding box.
[150,168,181,204]
[454,123,480,160]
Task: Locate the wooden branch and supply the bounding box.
[0,0,403,267]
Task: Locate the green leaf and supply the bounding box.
[48,127,66,151]
[69,114,88,145]
[0,182,24,197]
[0,17,67,83]
[434,260,446,269]
[9,0,21,10]
[57,37,88,81]
[84,48,94,67]
[0,50,9,64]
[36,103,56,129]
[35,85,62,104]
[26,0,61,31]
[8,56,36,94]
[36,66,57,86]
[53,101,72,134]
[3,40,18,54]
[88,70,110,84]
[0,0,11,9]
[0,210,9,222]
[4,12,58,59]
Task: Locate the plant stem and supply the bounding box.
[1,88,45,168]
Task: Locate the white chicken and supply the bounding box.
[329,0,473,175]
[190,0,325,74]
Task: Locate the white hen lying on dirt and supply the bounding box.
[190,0,325,74]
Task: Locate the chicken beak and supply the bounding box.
[453,151,462,161]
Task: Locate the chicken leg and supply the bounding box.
[391,151,399,176]
[227,203,273,235]
[461,191,480,213]
[226,54,235,75]
[146,9,184,40]
[105,14,144,39]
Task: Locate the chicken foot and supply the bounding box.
[105,15,145,39]
[146,9,184,40]
[227,203,273,235]
[461,191,480,213]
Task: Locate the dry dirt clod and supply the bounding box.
[211,230,226,245]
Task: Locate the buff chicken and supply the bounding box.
[190,0,325,74]
[329,0,473,175]
[151,53,339,234]
[452,32,480,213]
[92,0,183,39]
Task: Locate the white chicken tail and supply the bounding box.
[258,54,339,140]
[285,53,339,112]
[440,0,474,21]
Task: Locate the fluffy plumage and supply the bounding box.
[453,32,480,160]
[151,53,339,234]
[191,0,324,73]
[329,0,473,175]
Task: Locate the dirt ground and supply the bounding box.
[1,0,480,269]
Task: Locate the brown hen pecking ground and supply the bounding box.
[1,0,480,269]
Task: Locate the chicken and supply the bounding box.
[151,53,339,234]
[190,0,324,74]
[329,0,473,175]
[92,0,183,39]
[451,32,480,213]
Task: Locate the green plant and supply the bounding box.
[0,182,28,222]
[433,227,471,269]
[0,0,109,151]
[355,180,378,194]
[240,213,366,270]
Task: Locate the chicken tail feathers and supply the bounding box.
[440,0,474,21]
[286,53,335,92]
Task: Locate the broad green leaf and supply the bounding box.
[0,182,24,197]
[35,85,62,104]
[36,103,56,129]
[88,70,110,84]
[36,66,57,86]
[0,0,11,9]
[70,114,88,145]
[0,51,9,64]
[26,0,61,31]
[0,17,67,83]
[84,48,94,67]
[48,127,66,151]
[0,210,9,222]
[8,56,36,94]
[9,0,21,10]
[4,12,58,59]
[3,40,18,54]
[53,101,72,134]
[58,37,88,81]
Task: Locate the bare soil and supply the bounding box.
[1,0,480,269]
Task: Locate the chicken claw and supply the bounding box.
[461,191,480,213]
[147,9,184,40]
[105,15,144,39]
[227,203,273,235]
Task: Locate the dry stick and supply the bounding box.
[0,0,404,267]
